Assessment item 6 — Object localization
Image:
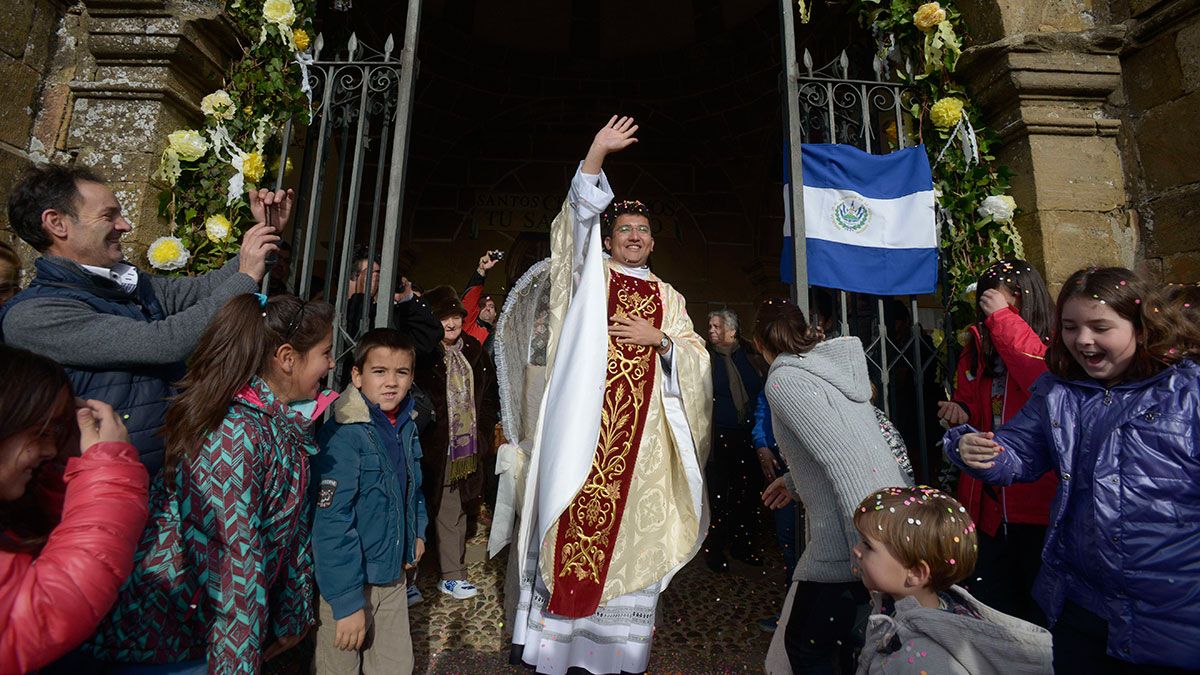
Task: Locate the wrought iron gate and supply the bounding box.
[278,0,421,387]
[781,5,950,484]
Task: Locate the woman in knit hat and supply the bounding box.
[414,285,499,599]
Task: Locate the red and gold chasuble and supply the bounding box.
[547,270,663,617]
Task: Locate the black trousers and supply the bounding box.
[784,580,870,674]
[1052,601,1200,674]
[704,427,759,557]
[962,524,1047,626]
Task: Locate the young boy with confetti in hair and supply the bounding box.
[852,486,1052,674]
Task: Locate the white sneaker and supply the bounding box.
[438,579,478,600]
[407,584,423,607]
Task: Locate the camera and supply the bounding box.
[487,250,506,262]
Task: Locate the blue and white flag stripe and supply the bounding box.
[801,143,934,199]
[803,187,936,249]
[796,143,937,296]
[807,240,938,296]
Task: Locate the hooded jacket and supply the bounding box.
[0,442,148,674]
[951,307,1057,535]
[312,386,429,620]
[945,360,1200,669]
[765,337,913,583]
[90,378,331,673]
[856,586,1052,674]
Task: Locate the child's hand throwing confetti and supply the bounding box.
[959,431,1003,470]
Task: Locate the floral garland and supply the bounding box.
[146,0,314,274]
[808,1,1024,332]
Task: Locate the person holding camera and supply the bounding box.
[462,250,502,357]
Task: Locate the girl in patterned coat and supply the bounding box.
[90,294,336,674]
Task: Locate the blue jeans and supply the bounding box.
[770,447,800,587]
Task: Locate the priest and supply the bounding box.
[509,116,712,674]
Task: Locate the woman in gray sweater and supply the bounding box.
[754,299,913,674]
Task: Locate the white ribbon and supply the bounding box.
[933,114,979,168]
[295,51,314,108]
[208,125,249,206]
[959,115,979,167]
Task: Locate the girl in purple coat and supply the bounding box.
[945,267,1200,673]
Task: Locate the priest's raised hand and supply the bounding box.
[582,114,639,174]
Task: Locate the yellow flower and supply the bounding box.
[243,105,254,116]
[242,152,266,184]
[930,97,965,129]
[166,129,208,162]
[913,2,947,32]
[204,214,232,242]
[147,236,191,271]
[200,89,235,121]
[293,28,310,52]
[262,0,296,27]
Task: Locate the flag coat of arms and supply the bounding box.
[785,143,937,296]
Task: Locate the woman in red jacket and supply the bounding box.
[937,259,1056,626]
[0,345,149,674]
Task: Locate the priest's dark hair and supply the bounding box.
[600,199,651,233]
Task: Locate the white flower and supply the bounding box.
[262,0,296,26]
[977,195,1017,224]
[261,0,296,46]
[205,214,232,242]
[147,236,191,271]
[200,90,235,120]
[166,130,208,162]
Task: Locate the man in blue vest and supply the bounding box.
[0,163,285,474]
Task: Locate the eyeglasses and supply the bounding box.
[615,224,652,235]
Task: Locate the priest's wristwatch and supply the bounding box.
[657,333,671,353]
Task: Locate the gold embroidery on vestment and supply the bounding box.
[556,281,661,585]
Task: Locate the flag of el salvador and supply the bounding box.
[784,143,937,296]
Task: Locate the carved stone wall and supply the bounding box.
[0,0,70,265]
[1113,0,1200,282]
[1,0,239,265]
[958,0,1137,290]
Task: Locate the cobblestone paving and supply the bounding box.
[409,523,786,674]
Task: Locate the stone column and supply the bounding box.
[957,1,1135,287]
[40,0,241,260]
[0,0,71,248]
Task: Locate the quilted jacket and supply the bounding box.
[950,307,1057,536]
[89,378,330,674]
[0,442,148,674]
[945,360,1200,669]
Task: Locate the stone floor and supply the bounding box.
[407,522,786,674]
[268,517,788,674]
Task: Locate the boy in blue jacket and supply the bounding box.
[313,328,428,674]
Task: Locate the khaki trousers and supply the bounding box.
[436,480,468,580]
[315,581,413,675]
